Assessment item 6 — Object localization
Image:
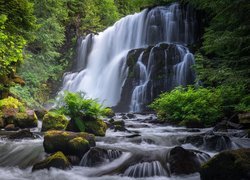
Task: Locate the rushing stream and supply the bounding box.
[0,114,249,180]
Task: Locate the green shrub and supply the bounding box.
[215,84,247,116]
[235,95,250,113]
[57,91,107,119]
[149,86,223,127]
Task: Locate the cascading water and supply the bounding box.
[61,3,198,111]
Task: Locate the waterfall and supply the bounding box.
[123,161,168,178]
[61,3,197,111]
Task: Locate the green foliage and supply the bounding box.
[150,86,223,126]
[189,0,250,87]
[235,95,250,113]
[0,96,25,111]
[215,84,247,115]
[57,92,107,119]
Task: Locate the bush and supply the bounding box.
[235,95,250,113]
[57,91,107,119]
[149,86,223,127]
[214,84,247,116]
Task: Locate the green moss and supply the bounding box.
[0,97,25,111]
[84,119,107,136]
[42,111,68,131]
[43,130,95,157]
[32,151,71,171]
[68,137,90,156]
[200,148,250,180]
[14,111,38,128]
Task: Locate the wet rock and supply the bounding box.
[32,151,71,171]
[42,112,68,131]
[181,133,232,151]
[84,119,107,136]
[122,115,128,119]
[4,124,19,131]
[204,134,232,151]
[127,113,136,119]
[66,116,107,136]
[213,120,243,132]
[239,113,250,128]
[7,129,35,139]
[80,147,122,167]
[14,110,38,129]
[34,108,47,119]
[43,130,95,157]
[67,155,80,166]
[200,148,250,180]
[108,119,127,131]
[180,134,204,147]
[167,146,210,175]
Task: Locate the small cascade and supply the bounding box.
[80,147,122,167]
[123,161,168,177]
[61,3,198,110]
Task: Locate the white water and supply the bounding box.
[62,3,197,108]
[0,113,249,179]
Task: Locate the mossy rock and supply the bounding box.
[200,148,250,180]
[43,130,95,157]
[68,137,90,157]
[0,113,5,128]
[32,151,71,171]
[14,110,38,128]
[42,112,68,131]
[84,119,107,136]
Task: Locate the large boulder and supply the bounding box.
[32,151,71,171]
[84,119,107,136]
[167,146,210,175]
[14,110,38,128]
[200,148,250,180]
[66,117,107,136]
[42,112,68,131]
[43,130,95,157]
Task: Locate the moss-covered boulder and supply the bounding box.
[43,130,95,157]
[32,151,71,171]
[0,97,38,129]
[68,137,90,157]
[84,119,107,136]
[66,117,107,136]
[14,110,38,128]
[200,148,250,180]
[42,112,68,131]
